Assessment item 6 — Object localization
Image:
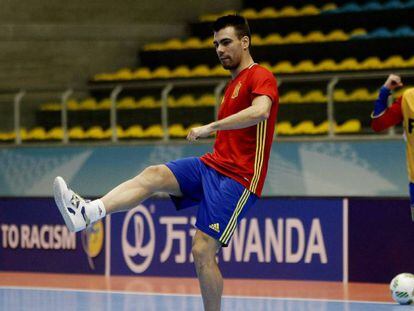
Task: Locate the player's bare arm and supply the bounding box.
[187,95,272,141]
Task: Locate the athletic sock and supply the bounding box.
[86,199,106,223]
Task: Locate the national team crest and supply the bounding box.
[231,82,242,99]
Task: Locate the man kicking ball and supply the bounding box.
[54,15,279,311]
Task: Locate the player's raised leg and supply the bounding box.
[53,164,181,232]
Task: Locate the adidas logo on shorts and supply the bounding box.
[209,223,220,233]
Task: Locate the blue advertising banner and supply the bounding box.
[110,198,344,281]
[0,198,105,274]
[348,198,414,283]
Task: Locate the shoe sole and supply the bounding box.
[53,176,76,232]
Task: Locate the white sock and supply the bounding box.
[86,199,106,223]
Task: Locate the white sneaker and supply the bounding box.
[53,176,90,232]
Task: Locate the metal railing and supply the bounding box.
[2,69,414,145]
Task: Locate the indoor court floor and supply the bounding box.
[0,272,407,310]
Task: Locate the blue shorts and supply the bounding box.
[165,157,258,246]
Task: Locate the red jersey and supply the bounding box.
[200,64,279,196]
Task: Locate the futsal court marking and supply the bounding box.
[0,285,395,305]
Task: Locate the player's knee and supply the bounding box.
[133,165,166,191]
[192,239,213,266]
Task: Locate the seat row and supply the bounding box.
[93,55,414,81]
[0,119,364,142]
[200,3,337,21]
[324,0,414,14]
[144,26,414,51]
[276,119,361,135]
[144,29,366,51]
[40,94,217,111]
[41,87,406,112]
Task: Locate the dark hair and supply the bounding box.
[212,15,251,40]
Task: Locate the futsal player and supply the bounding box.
[54,15,279,311]
[371,73,414,221]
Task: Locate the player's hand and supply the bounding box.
[187,124,213,142]
[384,74,403,91]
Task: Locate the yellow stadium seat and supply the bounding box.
[201,36,214,48]
[241,8,259,19]
[26,127,47,140]
[295,60,317,73]
[292,121,316,135]
[383,55,406,68]
[169,124,187,137]
[47,127,63,140]
[314,121,329,134]
[176,94,196,107]
[336,58,359,70]
[321,3,337,11]
[117,97,136,109]
[192,65,212,77]
[132,67,152,79]
[305,31,326,42]
[251,34,264,45]
[67,99,80,110]
[143,124,164,138]
[0,131,15,141]
[272,61,295,73]
[98,98,112,110]
[326,30,349,41]
[263,33,283,45]
[284,32,305,44]
[360,57,382,70]
[171,65,192,78]
[279,6,299,17]
[183,37,203,49]
[303,90,327,102]
[350,28,367,36]
[315,59,337,71]
[124,125,144,138]
[137,96,159,108]
[163,38,184,50]
[334,89,348,101]
[69,127,85,139]
[104,126,123,139]
[348,88,372,101]
[335,119,361,133]
[280,91,302,104]
[210,65,229,76]
[152,66,172,79]
[406,56,414,67]
[79,98,98,110]
[276,121,294,135]
[85,126,106,139]
[299,4,320,15]
[198,94,216,106]
[259,7,279,18]
[113,68,134,80]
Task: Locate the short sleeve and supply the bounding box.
[250,67,278,104]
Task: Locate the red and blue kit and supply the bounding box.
[201,63,279,197]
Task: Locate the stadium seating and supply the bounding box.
[16,0,414,142]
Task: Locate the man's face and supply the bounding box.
[213,26,245,70]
